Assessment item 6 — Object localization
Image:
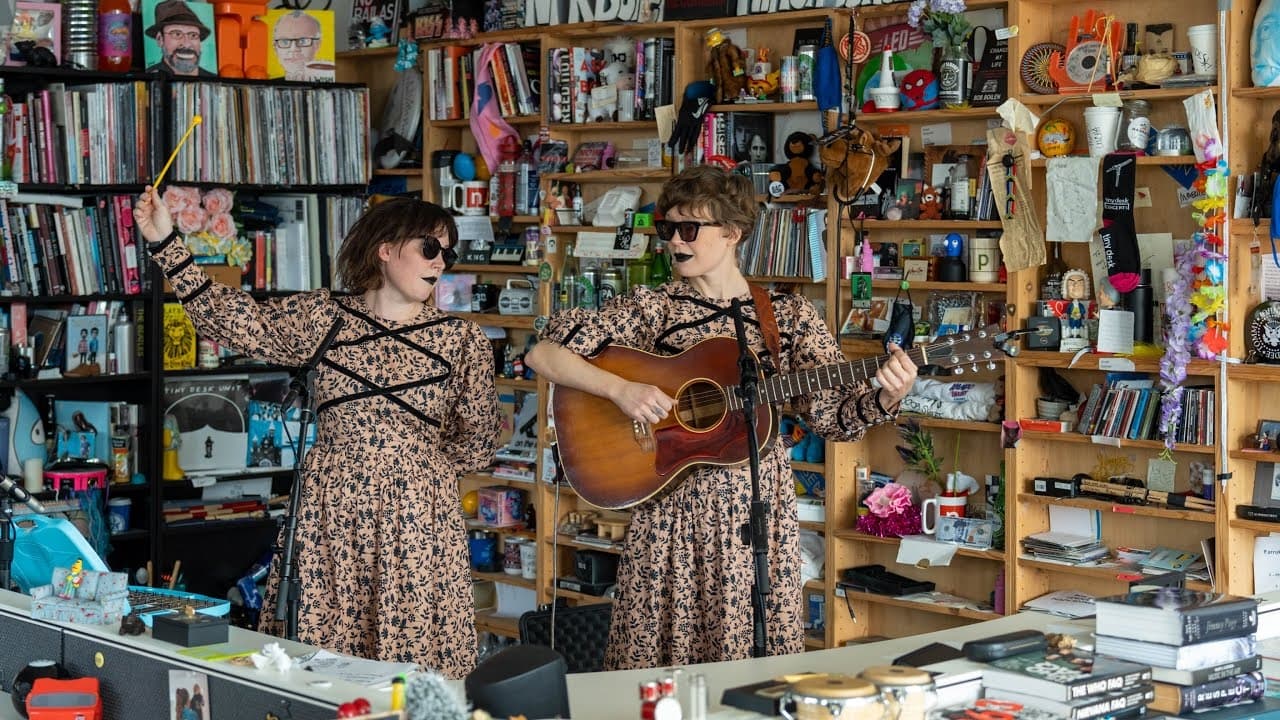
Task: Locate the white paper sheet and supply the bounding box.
[1046,157,1101,242]
[296,649,417,687]
[896,534,958,568]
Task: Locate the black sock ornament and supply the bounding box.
[1099,153,1140,293]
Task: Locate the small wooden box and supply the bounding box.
[162,264,242,293]
[151,611,230,647]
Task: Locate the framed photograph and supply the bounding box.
[1259,419,1280,450]
[168,669,209,720]
[904,258,930,282]
[142,0,218,77]
[728,112,774,164]
[6,1,60,67]
[923,146,985,195]
[902,241,923,258]
[64,315,109,374]
[265,9,336,82]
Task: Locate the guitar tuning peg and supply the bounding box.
[986,361,997,370]
[953,366,965,375]
[969,363,979,373]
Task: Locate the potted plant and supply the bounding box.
[894,418,944,502]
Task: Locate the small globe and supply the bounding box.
[1037,118,1076,157]
[461,490,479,518]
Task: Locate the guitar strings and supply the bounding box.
[664,337,975,406]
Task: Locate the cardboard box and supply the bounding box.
[163,264,242,293]
[477,486,526,527]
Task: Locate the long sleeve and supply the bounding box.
[149,231,335,366]
[539,284,670,356]
[784,295,895,442]
[441,322,502,474]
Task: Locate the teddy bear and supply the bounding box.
[705,30,749,104]
[769,132,824,196]
[918,185,943,220]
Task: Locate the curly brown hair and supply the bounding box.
[336,197,458,293]
[656,165,758,238]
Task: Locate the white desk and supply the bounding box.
[566,612,1094,719]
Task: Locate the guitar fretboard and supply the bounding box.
[724,329,1000,410]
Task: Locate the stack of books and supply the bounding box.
[979,645,1153,720]
[1093,588,1263,716]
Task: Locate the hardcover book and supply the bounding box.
[1151,671,1266,715]
[1094,588,1259,646]
[982,647,1153,701]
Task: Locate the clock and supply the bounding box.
[1248,300,1280,363]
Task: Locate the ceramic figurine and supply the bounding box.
[1061,268,1091,352]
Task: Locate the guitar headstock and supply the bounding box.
[923,325,1030,375]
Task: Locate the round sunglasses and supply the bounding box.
[653,220,722,244]
[420,236,458,269]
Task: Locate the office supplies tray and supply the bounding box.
[838,564,935,596]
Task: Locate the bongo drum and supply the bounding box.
[779,675,889,720]
[858,666,938,720]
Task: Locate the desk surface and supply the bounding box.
[566,612,1093,719]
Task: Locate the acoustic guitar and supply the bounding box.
[551,325,1024,510]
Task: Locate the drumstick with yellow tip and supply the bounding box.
[153,115,202,189]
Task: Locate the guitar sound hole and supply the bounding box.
[677,380,727,431]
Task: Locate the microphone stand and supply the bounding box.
[731,298,770,659]
[0,491,12,593]
[274,317,344,641]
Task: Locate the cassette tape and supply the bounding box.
[936,516,994,549]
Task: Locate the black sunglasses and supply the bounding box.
[654,220,722,244]
[421,236,458,269]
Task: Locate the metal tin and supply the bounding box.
[781,55,799,103]
[797,45,817,101]
[599,266,624,303]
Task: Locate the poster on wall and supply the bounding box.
[266,9,336,81]
[142,0,217,76]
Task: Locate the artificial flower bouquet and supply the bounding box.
[855,483,922,538]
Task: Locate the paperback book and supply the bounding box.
[982,647,1152,702]
[1148,654,1262,686]
[982,685,1154,720]
[1094,588,1259,646]
[1094,634,1256,670]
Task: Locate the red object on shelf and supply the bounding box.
[26,677,102,720]
[96,0,132,71]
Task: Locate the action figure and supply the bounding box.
[59,559,85,599]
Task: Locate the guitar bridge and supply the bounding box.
[632,420,655,453]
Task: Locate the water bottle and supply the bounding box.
[112,307,134,374]
[515,140,533,215]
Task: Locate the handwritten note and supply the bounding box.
[297,649,417,687]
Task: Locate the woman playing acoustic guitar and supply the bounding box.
[526,165,917,670]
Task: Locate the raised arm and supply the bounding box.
[135,186,333,366]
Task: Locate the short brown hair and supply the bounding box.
[336,197,458,293]
[656,165,758,237]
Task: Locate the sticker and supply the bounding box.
[995,25,1018,40]
[538,262,553,281]
[1097,357,1136,371]
[94,652,104,668]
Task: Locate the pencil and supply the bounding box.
[153,115,202,189]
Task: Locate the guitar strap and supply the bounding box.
[749,284,782,370]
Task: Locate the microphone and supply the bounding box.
[0,476,45,514]
[281,317,345,409]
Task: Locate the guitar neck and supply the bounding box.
[736,345,933,408]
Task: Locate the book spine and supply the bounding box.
[1181,603,1259,645]
[1067,667,1153,700]
[1070,687,1154,720]
[1151,672,1266,715]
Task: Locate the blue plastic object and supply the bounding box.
[11,514,109,594]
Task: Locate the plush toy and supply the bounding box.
[705,29,748,104]
[919,185,943,220]
[768,132,824,195]
[600,35,636,90]
[819,126,901,204]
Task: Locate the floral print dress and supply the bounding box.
[541,282,894,670]
[150,233,500,678]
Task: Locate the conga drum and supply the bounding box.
[780,675,889,720]
[858,666,938,720]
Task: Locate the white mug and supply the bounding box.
[921,493,968,534]
[452,181,490,216]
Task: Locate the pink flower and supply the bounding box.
[162,186,191,213]
[176,207,207,235]
[864,483,913,518]
[202,189,235,215]
[207,212,237,241]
